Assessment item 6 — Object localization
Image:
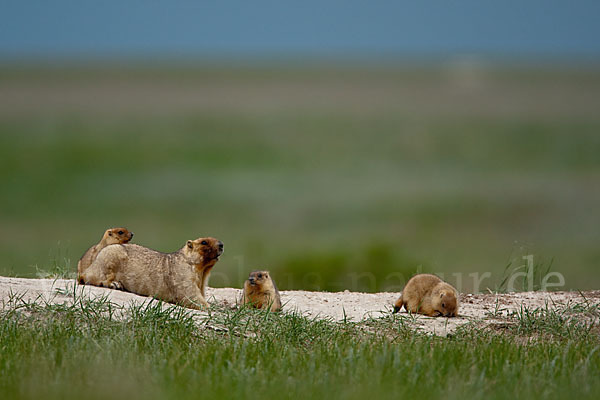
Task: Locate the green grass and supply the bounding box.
[1,291,599,400]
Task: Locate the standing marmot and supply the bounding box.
[77,227,134,284]
[393,274,459,317]
[81,237,223,309]
[241,270,281,312]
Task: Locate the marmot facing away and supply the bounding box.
[81,237,223,309]
[393,274,459,317]
[242,270,281,312]
[77,227,134,284]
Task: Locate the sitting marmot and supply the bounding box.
[77,227,134,284]
[241,270,281,312]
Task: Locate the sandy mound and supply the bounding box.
[1,277,598,336]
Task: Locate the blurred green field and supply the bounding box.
[1,63,599,291]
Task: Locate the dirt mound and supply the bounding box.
[1,277,597,336]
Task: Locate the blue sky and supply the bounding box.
[1,1,599,59]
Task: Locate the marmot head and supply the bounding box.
[183,237,224,265]
[247,270,272,287]
[432,289,458,317]
[104,227,134,244]
[392,298,403,314]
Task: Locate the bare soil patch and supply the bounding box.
[1,277,598,336]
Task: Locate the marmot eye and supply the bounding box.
[201,240,208,245]
[442,303,446,308]
[118,231,124,235]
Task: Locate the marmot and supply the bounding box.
[81,237,223,310]
[393,274,459,317]
[241,270,281,312]
[77,227,134,284]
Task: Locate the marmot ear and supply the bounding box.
[440,292,445,298]
[187,240,193,249]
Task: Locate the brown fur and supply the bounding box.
[241,270,281,312]
[393,274,459,317]
[81,237,223,309]
[77,227,134,284]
